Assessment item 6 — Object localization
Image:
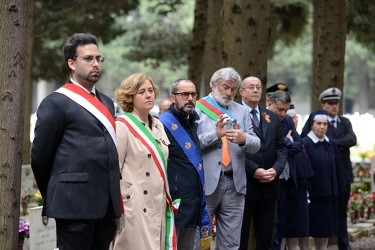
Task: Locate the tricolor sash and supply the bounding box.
[55,84,116,146]
[117,112,179,250]
[159,112,211,247]
[196,95,244,129]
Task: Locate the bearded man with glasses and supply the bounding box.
[159,79,208,250]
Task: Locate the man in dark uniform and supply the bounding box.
[319,87,357,250]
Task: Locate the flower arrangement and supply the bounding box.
[34,190,44,206]
[364,191,375,208]
[348,193,364,212]
[21,194,33,215]
[21,194,32,207]
[19,218,29,244]
[353,162,372,178]
[359,149,375,161]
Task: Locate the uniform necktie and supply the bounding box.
[251,109,259,127]
[221,136,231,167]
[331,120,336,129]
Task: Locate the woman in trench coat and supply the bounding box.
[111,73,176,250]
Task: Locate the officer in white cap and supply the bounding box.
[318,87,341,103]
[319,87,357,250]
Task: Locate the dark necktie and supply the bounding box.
[331,120,336,129]
[251,109,259,127]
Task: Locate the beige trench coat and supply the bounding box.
[111,113,170,250]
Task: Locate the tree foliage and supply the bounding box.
[32,0,139,84]
[96,0,194,98]
[120,0,193,71]
[347,0,375,53]
[269,0,310,57]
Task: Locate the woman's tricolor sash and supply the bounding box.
[116,112,179,250]
[55,84,116,146]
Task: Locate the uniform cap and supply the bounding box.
[266,83,288,95]
[318,87,342,103]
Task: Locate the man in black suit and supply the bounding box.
[319,87,357,250]
[239,76,287,250]
[31,33,122,250]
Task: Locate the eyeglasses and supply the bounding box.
[173,92,198,99]
[73,55,105,64]
[243,85,262,91]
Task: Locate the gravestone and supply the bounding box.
[21,164,38,197]
[29,206,56,250]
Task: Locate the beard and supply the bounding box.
[76,67,100,84]
[176,101,195,115]
[213,87,232,107]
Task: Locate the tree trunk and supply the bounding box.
[202,0,224,96]
[0,1,28,249]
[222,1,270,105]
[188,0,208,94]
[22,0,34,164]
[311,0,346,113]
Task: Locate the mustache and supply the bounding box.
[185,101,195,107]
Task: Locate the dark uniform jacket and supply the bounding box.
[162,105,203,228]
[326,116,357,185]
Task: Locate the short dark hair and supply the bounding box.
[269,90,291,104]
[170,78,194,94]
[63,33,98,70]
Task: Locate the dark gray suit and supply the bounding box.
[31,83,121,249]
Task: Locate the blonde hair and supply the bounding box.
[114,73,160,112]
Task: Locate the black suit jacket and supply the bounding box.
[31,84,121,219]
[326,116,357,185]
[245,107,287,200]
